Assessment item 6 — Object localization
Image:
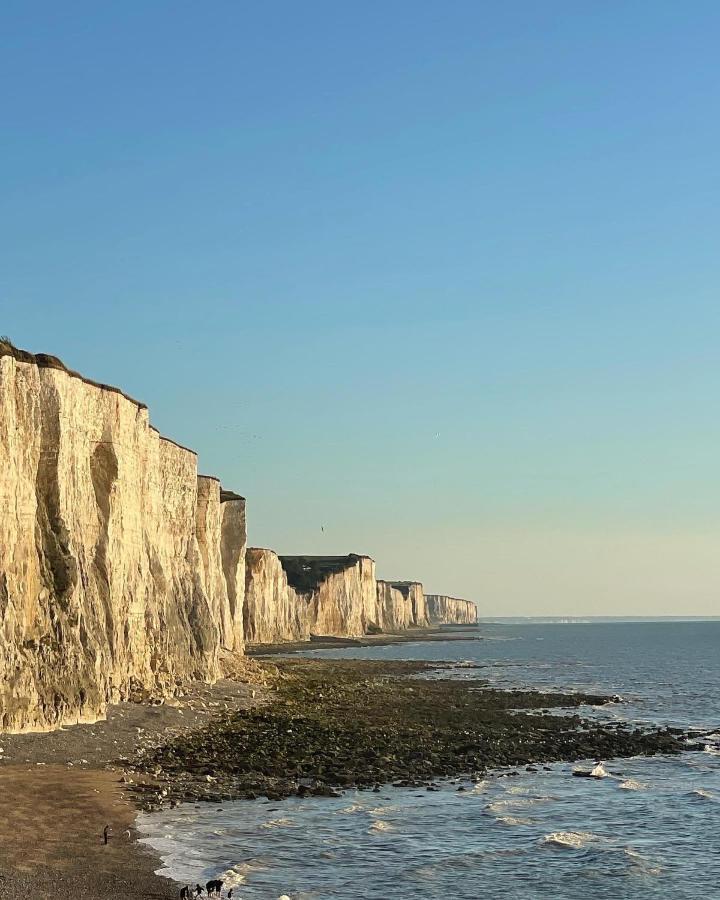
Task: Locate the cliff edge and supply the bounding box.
[0,343,246,731]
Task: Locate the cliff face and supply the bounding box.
[0,342,483,729]
[244,548,309,644]
[280,555,377,637]
[376,580,413,631]
[0,347,245,732]
[391,581,428,627]
[426,595,478,625]
[219,492,247,652]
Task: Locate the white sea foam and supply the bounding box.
[338,803,365,814]
[368,804,399,815]
[486,796,551,814]
[495,815,533,826]
[543,831,602,849]
[467,780,488,794]
[690,788,716,801]
[368,820,394,833]
[618,779,647,791]
[261,817,294,829]
[219,858,269,886]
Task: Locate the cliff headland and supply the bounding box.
[2,341,704,900]
[0,341,477,734]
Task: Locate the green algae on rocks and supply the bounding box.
[128,659,689,808]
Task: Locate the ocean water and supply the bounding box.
[138,621,720,899]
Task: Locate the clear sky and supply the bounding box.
[3,2,720,615]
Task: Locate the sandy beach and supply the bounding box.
[0,674,264,899]
[0,629,472,897]
[0,765,174,899]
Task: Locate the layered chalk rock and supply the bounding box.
[244,548,309,644]
[280,555,377,637]
[426,595,478,625]
[220,490,247,652]
[376,580,413,632]
[0,344,246,732]
[390,581,428,627]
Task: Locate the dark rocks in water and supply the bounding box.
[128,658,692,809]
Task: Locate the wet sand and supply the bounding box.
[0,674,265,898]
[0,765,175,898]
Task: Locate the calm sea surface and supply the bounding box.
[139,621,720,899]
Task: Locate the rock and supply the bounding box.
[0,344,247,733]
[376,582,413,631]
[244,549,309,644]
[280,555,378,637]
[389,582,429,627]
[426,595,478,625]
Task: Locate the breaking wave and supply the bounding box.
[617,779,647,791]
[543,831,603,849]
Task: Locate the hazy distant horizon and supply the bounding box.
[476,615,720,623]
[4,3,720,617]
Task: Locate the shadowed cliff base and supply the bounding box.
[128,657,700,809]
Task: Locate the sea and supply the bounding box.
[138,620,720,899]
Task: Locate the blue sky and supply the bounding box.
[3,2,720,613]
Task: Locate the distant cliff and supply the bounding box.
[376,580,413,631]
[0,343,245,731]
[0,340,480,732]
[390,581,428,627]
[244,548,308,644]
[426,594,478,625]
[279,555,377,637]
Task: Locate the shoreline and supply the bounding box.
[0,642,706,897]
[128,657,697,810]
[0,765,176,899]
[246,624,482,656]
[0,670,266,899]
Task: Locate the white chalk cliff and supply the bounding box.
[244,548,309,644]
[376,580,413,631]
[0,342,480,732]
[279,555,378,637]
[426,594,478,625]
[0,345,245,732]
[390,581,429,627]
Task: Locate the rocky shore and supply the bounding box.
[246,624,481,656]
[0,653,707,897]
[128,658,694,810]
